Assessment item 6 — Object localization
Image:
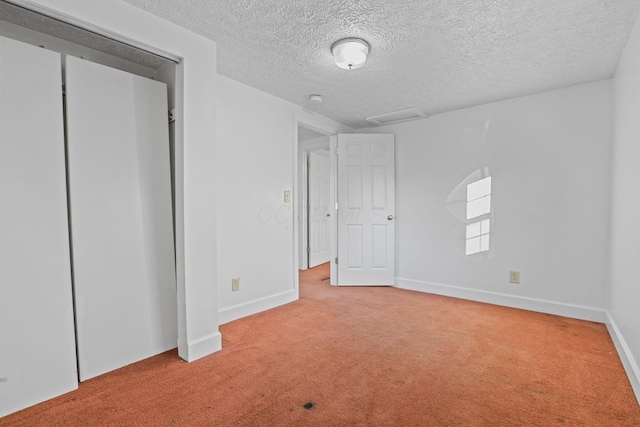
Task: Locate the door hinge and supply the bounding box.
[306,246,310,253]
[168,108,176,123]
[307,160,311,168]
[335,257,338,265]
[307,204,310,211]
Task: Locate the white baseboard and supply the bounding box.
[395,277,608,323]
[605,313,640,405]
[178,331,222,362]
[218,289,297,325]
[395,277,640,404]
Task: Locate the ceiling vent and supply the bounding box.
[365,108,428,126]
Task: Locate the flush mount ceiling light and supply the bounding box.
[309,94,323,104]
[331,38,370,70]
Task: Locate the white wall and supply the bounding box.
[609,9,640,398]
[216,75,347,323]
[22,0,221,361]
[373,81,612,320]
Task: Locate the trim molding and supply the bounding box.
[179,331,222,363]
[3,0,181,63]
[218,289,297,325]
[606,313,640,404]
[395,278,608,322]
[395,277,640,404]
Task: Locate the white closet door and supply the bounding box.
[0,36,78,417]
[65,56,177,381]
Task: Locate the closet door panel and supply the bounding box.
[65,56,177,381]
[0,36,78,417]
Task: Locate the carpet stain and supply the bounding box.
[303,402,314,410]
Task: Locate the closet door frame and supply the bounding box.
[4,0,222,366]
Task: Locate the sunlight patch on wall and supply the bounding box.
[465,176,492,255]
[466,218,490,255]
[466,176,491,220]
[445,167,494,259]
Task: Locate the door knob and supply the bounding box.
[387,215,394,221]
[326,213,331,217]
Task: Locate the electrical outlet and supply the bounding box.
[232,277,240,291]
[509,271,520,284]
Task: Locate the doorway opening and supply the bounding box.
[294,119,338,292]
[293,118,396,291]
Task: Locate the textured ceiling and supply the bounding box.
[125,0,640,128]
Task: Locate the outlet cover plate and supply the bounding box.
[509,271,520,284]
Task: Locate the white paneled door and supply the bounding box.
[337,134,395,286]
[65,56,177,381]
[308,150,330,267]
[0,36,78,416]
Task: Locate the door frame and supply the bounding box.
[293,113,341,295]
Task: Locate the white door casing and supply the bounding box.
[0,36,78,416]
[308,150,330,267]
[65,56,177,381]
[337,134,395,286]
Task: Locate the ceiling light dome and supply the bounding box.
[331,38,370,70]
[309,94,323,103]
